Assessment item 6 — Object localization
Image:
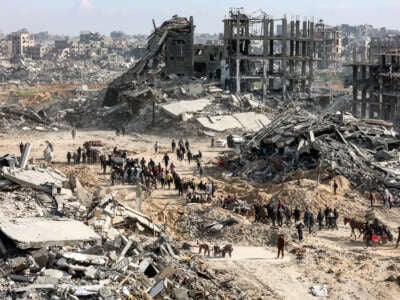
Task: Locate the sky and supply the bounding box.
[0,0,399,36]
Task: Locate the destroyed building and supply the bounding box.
[221,9,316,98]
[314,20,342,69]
[351,35,400,121]
[103,16,195,106]
[193,44,223,80]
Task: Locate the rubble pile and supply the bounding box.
[0,104,69,132]
[0,57,132,85]
[173,204,269,246]
[0,155,245,299]
[238,105,400,196]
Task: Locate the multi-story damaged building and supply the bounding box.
[104,16,195,106]
[315,20,342,69]
[10,31,34,58]
[351,36,400,120]
[193,44,223,79]
[164,16,195,76]
[221,8,316,97]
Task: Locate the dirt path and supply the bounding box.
[205,246,313,299]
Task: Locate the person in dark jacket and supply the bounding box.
[293,207,300,222]
[67,152,72,165]
[304,207,311,227]
[317,209,324,230]
[277,234,285,259]
[296,222,304,242]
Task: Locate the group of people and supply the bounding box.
[67,146,89,165]
[369,189,396,209]
[219,195,251,216]
[100,140,208,199]
[254,201,340,241]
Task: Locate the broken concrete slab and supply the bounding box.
[119,202,161,233]
[12,283,55,293]
[0,217,100,249]
[197,112,270,132]
[161,98,212,118]
[1,166,67,194]
[62,252,107,265]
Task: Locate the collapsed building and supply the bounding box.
[235,105,400,198]
[351,35,400,121]
[104,10,346,112]
[103,16,195,107]
[221,9,317,98]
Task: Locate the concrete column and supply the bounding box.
[269,19,274,90]
[20,143,31,169]
[236,14,241,93]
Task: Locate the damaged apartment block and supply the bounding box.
[350,36,400,121]
[104,16,195,107]
[314,20,342,69]
[221,8,316,99]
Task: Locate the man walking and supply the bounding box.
[277,234,285,259]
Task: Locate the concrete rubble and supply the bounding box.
[230,104,400,197]
[0,148,246,299]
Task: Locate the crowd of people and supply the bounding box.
[84,139,211,200]
[254,201,340,240]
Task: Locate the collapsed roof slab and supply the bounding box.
[160,98,212,118]
[1,166,67,193]
[0,217,100,249]
[197,112,270,132]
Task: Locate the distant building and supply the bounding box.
[54,39,71,51]
[79,31,102,43]
[25,44,48,60]
[110,31,127,40]
[0,40,12,59]
[10,31,34,57]
[33,31,49,44]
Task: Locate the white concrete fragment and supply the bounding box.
[1,166,67,193]
[0,217,100,249]
[161,99,211,118]
[197,112,270,132]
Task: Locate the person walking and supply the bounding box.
[171,139,176,153]
[71,126,76,140]
[333,180,338,195]
[277,234,285,259]
[396,227,400,249]
[317,209,324,230]
[19,142,24,155]
[67,152,72,165]
[154,141,159,153]
[293,206,300,222]
[296,222,304,242]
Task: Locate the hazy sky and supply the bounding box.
[0,0,399,35]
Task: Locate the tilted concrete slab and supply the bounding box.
[1,166,67,193]
[233,112,271,131]
[161,99,212,118]
[0,217,100,249]
[197,112,271,132]
[197,115,241,132]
